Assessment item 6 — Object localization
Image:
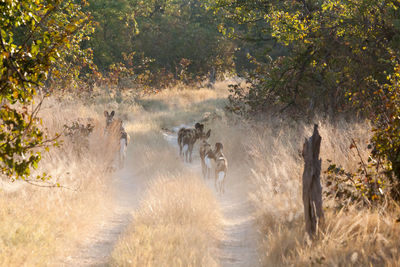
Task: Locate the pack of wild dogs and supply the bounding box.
[100,110,227,193]
[178,123,228,194]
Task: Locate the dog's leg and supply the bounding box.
[119,138,126,168]
[189,144,193,163]
[182,144,189,162]
[205,155,211,179]
[214,170,218,191]
[201,158,206,178]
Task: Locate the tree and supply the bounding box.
[0,0,93,179]
[370,63,400,198]
[85,0,138,71]
[86,0,235,87]
[210,0,400,117]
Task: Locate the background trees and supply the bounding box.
[0,0,93,179]
[86,0,235,86]
[211,0,400,117]
[3,0,400,191]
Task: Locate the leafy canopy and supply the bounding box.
[0,0,93,179]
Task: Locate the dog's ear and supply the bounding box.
[104,111,109,117]
[110,110,115,117]
[206,129,211,138]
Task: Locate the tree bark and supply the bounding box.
[302,124,324,237]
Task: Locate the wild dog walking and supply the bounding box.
[199,129,212,179]
[104,110,130,168]
[177,123,204,162]
[208,142,228,194]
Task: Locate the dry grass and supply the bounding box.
[198,105,400,265]
[110,176,222,267]
[0,97,120,266]
[242,118,400,266]
[134,82,400,266]
[2,79,395,266]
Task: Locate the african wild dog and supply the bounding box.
[177,123,204,162]
[207,142,228,194]
[104,110,130,168]
[199,129,212,179]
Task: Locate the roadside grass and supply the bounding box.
[0,98,118,266]
[244,118,400,266]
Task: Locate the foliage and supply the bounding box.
[326,64,400,201]
[324,161,386,207]
[63,119,94,157]
[86,0,235,87]
[211,0,400,116]
[369,64,400,198]
[212,0,400,200]
[84,0,138,71]
[0,0,93,179]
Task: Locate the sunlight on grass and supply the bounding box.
[110,176,222,267]
[0,98,118,266]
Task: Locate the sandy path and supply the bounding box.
[63,138,143,266]
[164,127,260,267]
[64,124,259,266]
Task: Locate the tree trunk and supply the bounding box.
[302,124,324,238]
[207,67,216,88]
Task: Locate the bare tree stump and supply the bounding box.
[302,124,324,237]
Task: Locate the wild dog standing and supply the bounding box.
[104,110,130,168]
[199,129,212,179]
[208,142,228,194]
[177,123,204,162]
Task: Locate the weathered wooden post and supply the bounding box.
[302,124,324,237]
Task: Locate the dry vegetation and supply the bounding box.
[2,81,399,266]
[201,99,400,265]
[244,119,400,266]
[207,107,400,265]
[117,82,400,266]
[110,176,222,266]
[0,97,123,266]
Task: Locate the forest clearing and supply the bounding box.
[2,1,400,266]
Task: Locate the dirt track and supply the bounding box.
[63,142,144,266]
[66,123,259,266]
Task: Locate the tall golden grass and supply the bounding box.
[242,119,400,266]
[128,82,400,265]
[3,80,398,266]
[0,97,122,266]
[209,113,400,265]
[110,176,222,267]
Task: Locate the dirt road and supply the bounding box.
[64,141,144,266]
[66,123,259,266]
